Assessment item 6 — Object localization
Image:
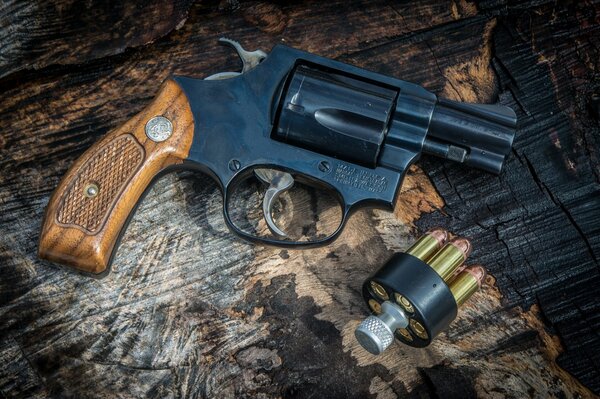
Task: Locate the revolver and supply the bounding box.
[38,39,517,275]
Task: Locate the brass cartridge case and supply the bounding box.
[450,265,486,306]
[427,238,471,281]
[370,280,389,300]
[405,228,448,262]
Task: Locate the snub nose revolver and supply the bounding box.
[38,38,517,275]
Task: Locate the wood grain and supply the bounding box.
[38,79,194,274]
[0,0,195,79]
[1,0,599,397]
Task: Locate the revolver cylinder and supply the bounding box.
[274,64,397,168]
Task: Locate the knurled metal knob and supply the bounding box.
[355,316,394,355]
[355,301,409,355]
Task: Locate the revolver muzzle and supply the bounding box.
[424,98,517,174]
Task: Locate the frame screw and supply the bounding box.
[84,183,99,198]
[229,159,241,171]
[318,160,331,173]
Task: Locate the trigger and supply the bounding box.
[263,187,288,237]
[254,169,294,237]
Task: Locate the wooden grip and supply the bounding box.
[39,79,194,274]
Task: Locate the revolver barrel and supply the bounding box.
[424,98,517,173]
[274,64,516,176]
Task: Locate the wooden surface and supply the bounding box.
[1,1,599,398]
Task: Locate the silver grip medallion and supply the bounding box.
[145,116,173,142]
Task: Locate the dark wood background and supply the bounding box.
[1,0,599,398]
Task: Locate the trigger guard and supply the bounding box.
[221,165,351,247]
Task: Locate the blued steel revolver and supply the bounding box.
[39,39,517,275]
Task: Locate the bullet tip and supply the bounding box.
[465,265,486,287]
[450,237,472,258]
[426,228,449,247]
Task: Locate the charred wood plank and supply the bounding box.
[0,0,598,397]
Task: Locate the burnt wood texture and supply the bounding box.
[1,0,599,398]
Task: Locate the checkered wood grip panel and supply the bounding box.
[39,79,193,273]
[56,134,144,233]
